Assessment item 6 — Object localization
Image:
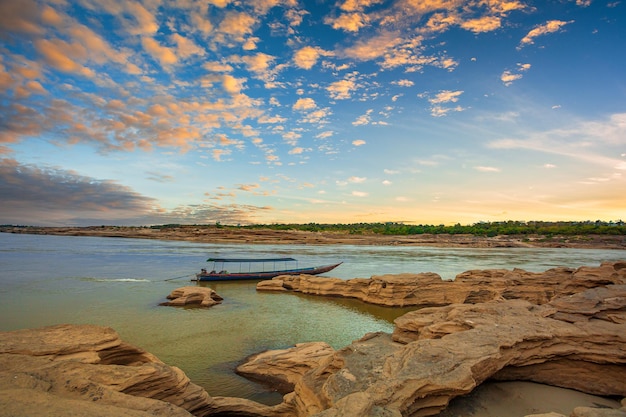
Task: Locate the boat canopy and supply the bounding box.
[206,257,297,263]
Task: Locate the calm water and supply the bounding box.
[0,233,624,404]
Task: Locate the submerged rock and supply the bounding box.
[160,286,224,307]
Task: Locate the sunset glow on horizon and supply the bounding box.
[1,0,625,226]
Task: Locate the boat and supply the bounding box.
[193,257,342,282]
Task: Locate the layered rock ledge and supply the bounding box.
[257,261,626,307]
[0,324,293,417]
[242,283,626,417]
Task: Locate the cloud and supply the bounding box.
[488,112,626,170]
[289,147,304,154]
[351,190,369,197]
[241,52,275,74]
[217,11,256,41]
[421,90,465,117]
[222,74,243,94]
[293,97,317,110]
[501,70,522,85]
[293,46,322,69]
[327,79,356,100]
[237,183,260,192]
[0,0,45,35]
[392,79,415,87]
[474,166,501,172]
[342,32,402,61]
[460,16,501,33]
[348,176,367,183]
[501,63,531,86]
[353,109,373,126]
[0,158,158,225]
[34,39,94,77]
[429,90,463,104]
[316,131,334,139]
[142,37,178,67]
[170,33,205,59]
[519,20,573,48]
[212,149,231,161]
[325,12,369,32]
[352,139,366,146]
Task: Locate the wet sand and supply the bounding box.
[441,381,622,417]
[2,225,625,249]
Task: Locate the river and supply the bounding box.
[0,232,623,404]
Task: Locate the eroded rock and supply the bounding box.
[160,286,224,307]
[243,279,626,417]
[0,324,290,417]
[259,262,626,308]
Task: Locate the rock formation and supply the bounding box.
[257,261,626,307]
[0,324,292,417]
[241,283,626,417]
[160,286,223,307]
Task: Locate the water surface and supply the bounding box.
[1,233,623,403]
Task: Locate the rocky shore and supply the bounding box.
[2,262,626,416]
[2,225,625,249]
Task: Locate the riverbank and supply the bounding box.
[2,225,625,249]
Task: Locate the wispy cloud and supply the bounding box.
[474,166,501,173]
[518,20,573,49]
[488,112,626,170]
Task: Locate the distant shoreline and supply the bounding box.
[2,225,625,250]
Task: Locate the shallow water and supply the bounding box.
[0,232,623,403]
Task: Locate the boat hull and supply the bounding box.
[194,262,342,282]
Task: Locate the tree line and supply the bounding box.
[152,220,626,236]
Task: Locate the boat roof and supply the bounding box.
[206,257,297,263]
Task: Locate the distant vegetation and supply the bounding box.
[150,220,626,237]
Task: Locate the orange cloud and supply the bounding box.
[293,46,321,69]
[327,79,356,100]
[293,98,317,110]
[0,0,44,35]
[141,37,178,67]
[218,11,256,41]
[460,16,501,33]
[519,20,573,48]
[326,12,369,32]
[34,39,94,77]
[170,33,205,59]
[222,74,243,94]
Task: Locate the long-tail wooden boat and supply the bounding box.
[193,257,342,282]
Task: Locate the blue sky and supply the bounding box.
[1,0,625,226]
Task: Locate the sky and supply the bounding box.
[0,0,625,227]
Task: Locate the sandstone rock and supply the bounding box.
[0,324,287,417]
[242,283,626,417]
[236,342,335,393]
[258,262,626,308]
[160,286,223,307]
[257,278,288,291]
